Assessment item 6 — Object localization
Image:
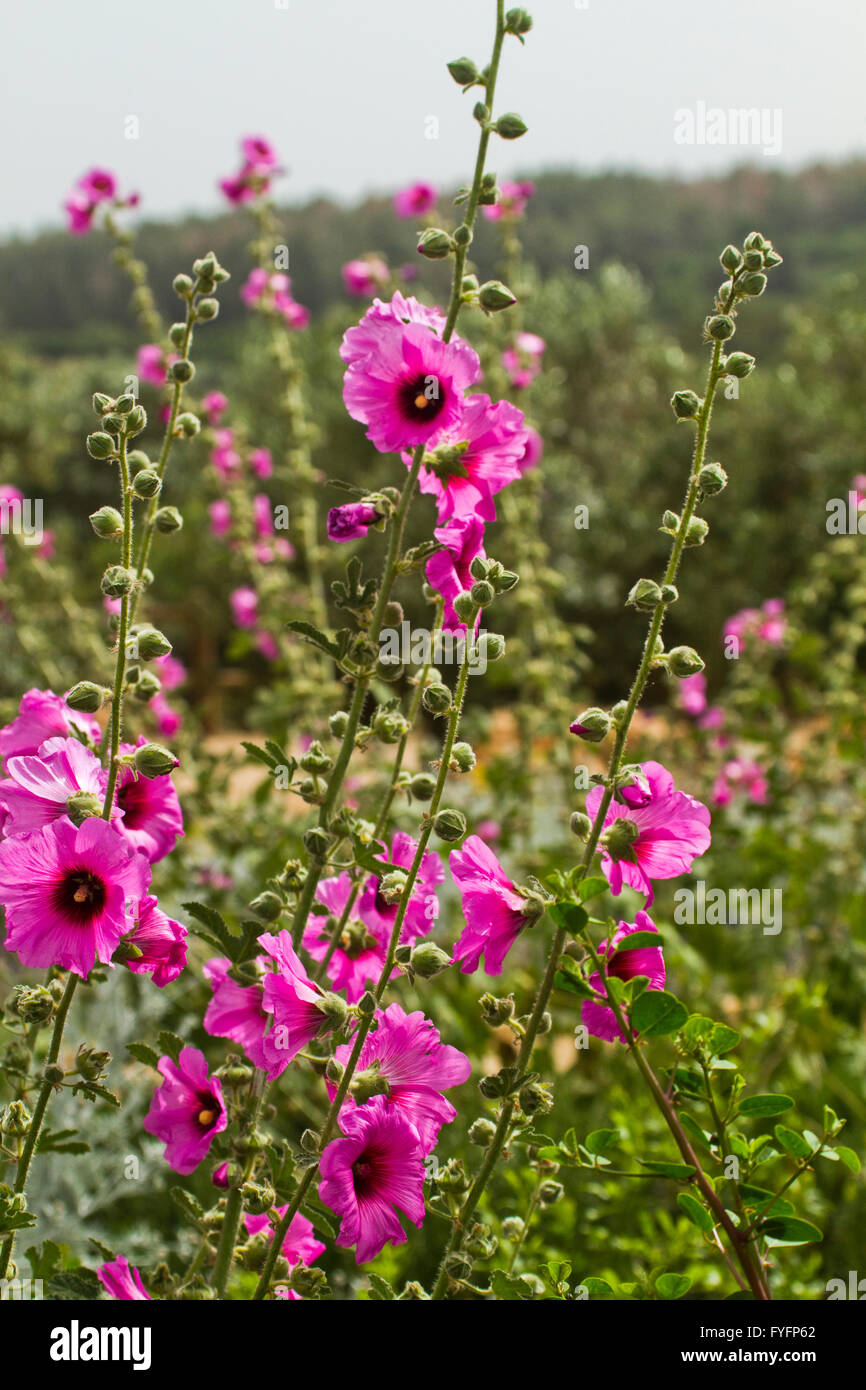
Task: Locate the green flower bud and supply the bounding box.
[469,579,496,606]
[240,1180,276,1216]
[493,568,519,592]
[169,322,187,347]
[660,584,679,604]
[101,565,136,598]
[86,431,117,460]
[65,790,103,826]
[671,390,701,420]
[742,249,763,271]
[175,412,201,437]
[136,628,173,661]
[447,56,478,85]
[705,313,735,341]
[570,811,592,839]
[477,279,517,312]
[719,245,742,273]
[66,680,107,713]
[155,506,183,533]
[329,710,349,737]
[410,942,452,979]
[469,554,489,581]
[249,890,283,922]
[76,1045,111,1081]
[453,223,473,248]
[169,359,195,383]
[11,984,55,1024]
[505,7,533,36]
[417,228,454,260]
[133,742,179,778]
[115,394,136,415]
[479,992,515,1025]
[661,510,680,533]
[410,772,437,800]
[173,273,194,297]
[570,707,610,742]
[372,708,410,744]
[683,515,709,546]
[538,1180,564,1205]
[89,505,124,540]
[42,1062,65,1084]
[357,991,377,1018]
[519,1079,554,1116]
[763,249,783,268]
[479,1070,508,1099]
[610,699,629,728]
[743,231,766,250]
[495,112,528,139]
[626,578,662,611]
[0,1101,32,1137]
[196,298,219,321]
[469,1117,497,1146]
[450,741,476,773]
[432,808,467,842]
[303,826,332,858]
[698,462,728,495]
[422,682,453,715]
[667,645,705,677]
[132,670,161,701]
[101,412,126,434]
[477,631,506,661]
[724,351,756,379]
[473,101,490,124]
[738,272,767,298]
[92,392,115,416]
[502,1217,525,1242]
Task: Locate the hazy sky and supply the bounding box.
[2,0,864,237]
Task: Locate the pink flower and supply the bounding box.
[586,760,711,904]
[328,502,380,542]
[678,672,707,717]
[502,331,546,389]
[231,586,258,629]
[209,498,232,538]
[450,835,537,976]
[220,174,258,206]
[64,190,95,235]
[78,167,117,202]
[256,631,280,661]
[341,257,390,298]
[202,391,228,425]
[97,1257,151,1301]
[114,739,183,863]
[136,344,167,388]
[425,513,486,630]
[329,1003,470,1153]
[259,929,335,1073]
[581,911,666,1043]
[149,692,182,738]
[482,179,535,221]
[476,818,501,843]
[0,736,112,836]
[249,447,273,479]
[723,600,786,652]
[0,688,100,763]
[241,135,279,171]
[124,895,187,987]
[340,292,446,370]
[243,1209,325,1297]
[394,182,437,218]
[319,1096,426,1263]
[211,427,242,479]
[343,317,480,454]
[203,957,273,1073]
[712,757,769,807]
[358,831,444,944]
[415,394,528,522]
[143,1046,227,1175]
[0,817,150,978]
[304,874,386,1003]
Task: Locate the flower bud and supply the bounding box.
[763,249,783,268]
[469,1117,497,1146]
[626,578,662,611]
[136,628,172,661]
[738,272,767,298]
[76,1044,111,1081]
[449,741,476,773]
[453,224,473,248]
[357,991,377,1017]
[502,1217,525,1242]
[410,772,437,801]
[133,742,180,778]
[101,565,136,598]
[698,462,728,495]
[240,1181,276,1216]
[372,708,410,744]
[667,645,705,677]
[86,431,117,460]
[299,741,334,773]
[303,826,333,858]
[126,405,147,435]
[132,670,161,701]
[569,707,610,741]
[495,112,528,139]
[249,890,283,921]
[477,632,505,662]
[196,298,219,321]
[719,245,742,273]
[705,313,735,341]
[169,322,187,347]
[155,506,183,533]
[316,992,348,1026]
[469,579,496,607]
[538,1180,564,1205]
[724,351,756,379]
[519,1079,554,1116]
[742,249,763,271]
[671,390,701,420]
[479,992,515,1025]
[169,359,195,383]
[65,791,103,826]
[432,808,466,842]
[92,392,115,416]
[10,984,55,1024]
[0,1101,32,1137]
[417,228,453,260]
[66,680,107,713]
[570,811,592,839]
[329,710,349,737]
[447,56,478,85]
[660,584,679,604]
[683,515,709,546]
[89,505,124,540]
[422,682,452,715]
[173,273,194,297]
[477,280,517,311]
[505,7,533,36]
[176,412,201,437]
[410,942,452,978]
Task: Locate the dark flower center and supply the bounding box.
[352,1142,385,1197]
[397,372,446,424]
[117,776,150,830]
[195,1091,219,1130]
[53,867,107,925]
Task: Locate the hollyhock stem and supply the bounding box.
[103,210,164,344]
[506,1170,543,1273]
[102,433,133,814]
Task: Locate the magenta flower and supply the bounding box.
[712,757,769,807]
[482,179,535,221]
[394,181,437,218]
[341,256,390,298]
[0,817,150,977]
[124,895,187,987]
[249,447,273,479]
[115,739,183,863]
[358,831,444,944]
[149,693,182,738]
[329,1003,470,1153]
[231,586,258,630]
[581,911,666,1043]
[426,513,486,630]
[678,672,707,717]
[327,502,380,543]
[244,1208,325,1297]
[0,688,100,763]
[343,316,480,454]
[415,394,528,522]
[304,874,387,1003]
[502,331,546,389]
[340,292,447,371]
[64,190,95,235]
[723,599,786,652]
[209,498,232,538]
[203,956,273,1073]
[0,736,111,836]
[586,760,711,903]
[78,167,117,202]
[450,835,537,976]
[241,135,279,171]
[142,1046,227,1175]
[259,929,334,1073]
[136,344,168,388]
[319,1096,426,1264]
[201,391,228,425]
[97,1257,151,1301]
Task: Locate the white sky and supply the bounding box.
[2,0,864,237]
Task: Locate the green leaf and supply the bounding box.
[610,930,664,954]
[126,1041,161,1070]
[548,902,589,935]
[709,1023,741,1055]
[75,1082,120,1108]
[367,1272,396,1300]
[36,1127,90,1155]
[774,1125,813,1160]
[836,1146,861,1173]
[576,876,609,903]
[680,1113,712,1150]
[739,1184,794,1218]
[759,1216,823,1247]
[630,989,689,1038]
[739,1094,795,1118]
[25,1241,65,1280]
[300,1203,337,1242]
[638,1160,696,1180]
[240,740,279,769]
[157,1030,186,1064]
[584,1128,621,1156]
[170,1187,206,1226]
[490,1269,535,1300]
[576,1276,616,1299]
[677,1192,714,1234]
[48,1268,102,1301]
[656,1272,692,1299]
[182,902,237,956]
[554,956,598,1000]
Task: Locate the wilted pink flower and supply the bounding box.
[327,502,380,543]
[581,911,665,1043]
[97,1257,151,1301]
[394,181,437,218]
[342,256,390,298]
[136,344,167,388]
[249,447,273,478]
[0,817,150,977]
[0,736,112,836]
[425,513,486,630]
[586,760,711,903]
[209,498,232,538]
[319,1096,426,1263]
[329,1003,470,1153]
[231,586,258,629]
[450,835,538,975]
[143,1046,227,1175]
[244,1208,325,1297]
[201,391,228,425]
[0,688,100,763]
[415,394,528,522]
[115,739,183,863]
[502,331,546,389]
[482,179,535,221]
[678,672,707,717]
[124,895,187,987]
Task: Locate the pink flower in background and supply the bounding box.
[97,1257,151,1301]
[586,760,711,904]
[581,911,666,1043]
[0,688,100,763]
[143,1046,227,1175]
[304,874,387,1003]
[344,317,480,454]
[124,895,187,987]
[259,930,333,1073]
[209,498,232,538]
[249,447,273,478]
[482,179,535,221]
[256,631,280,661]
[243,1209,325,1298]
[415,394,528,522]
[136,344,168,388]
[329,1003,470,1153]
[63,168,122,235]
[678,672,707,717]
[502,331,546,389]
[211,427,242,479]
[340,292,446,369]
[426,513,486,630]
[341,256,390,298]
[241,135,279,171]
[328,502,380,542]
[64,189,96,235]
[241,269,309,328]
[0,736,111,836]
[149,692,182,738]
[712,757,769,807]
[724,599,786,652]
[231,586,258,629]
[201,391,228,426]
[203,957,272,1072]
[0,816,150,977]
[114,738,183,863]
[219,137,281,204]
[476,818,501,844]
[394,181,437,218]
[319,1096,426,1264]
[359,831,444,944]
[78,167,117,202]
[450,835,535,976]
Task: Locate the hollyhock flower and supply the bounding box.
[259,930,335,1073]
[581,911,665,1043]
[152,649,185,693]
[517,425,543,474]
[274,289,309,329]
[241,267,279,306]
[344,315,480,454]
[244,1208,325,1297]
[220,174,257,205]
[426,513,485,630]
[502,331,546,389]
[0,736,112,836]
[304,874,387,1003]
[211,427,242,479]
[319,1096,426,1264]
[136,344,167,388]
[256,631,280,661]
[340,291,447,369]
[36,530,55,561]
[394,181,437,218]
[678,672,707,717]
[143,1046,226,1175]
[241,135,279,171]
[212,1162,230,1188]
[358,831,444,944]
[482,179,535,221]
[712,757,769,807]
[0,688,100,763]
[113,739,182,863]
[65,189,95,235]
[78,167,117,202]
[586,760,711,904]
[415,394,528,523]
[759,598,786,645]
[203,956,272,1073]
[0,816,150,977]
[209,498,232,538]
[450,835,540,976]
[329,1003,470,1153]
[201,390,228,425]
[249,447,273,478]
[124,895,187,987]
[341,256,390,299]
[97,1257,151,1301]
[476,818,501,844]
[231,586,258,629]
[149,692,181,738]
[327,502,380,543]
